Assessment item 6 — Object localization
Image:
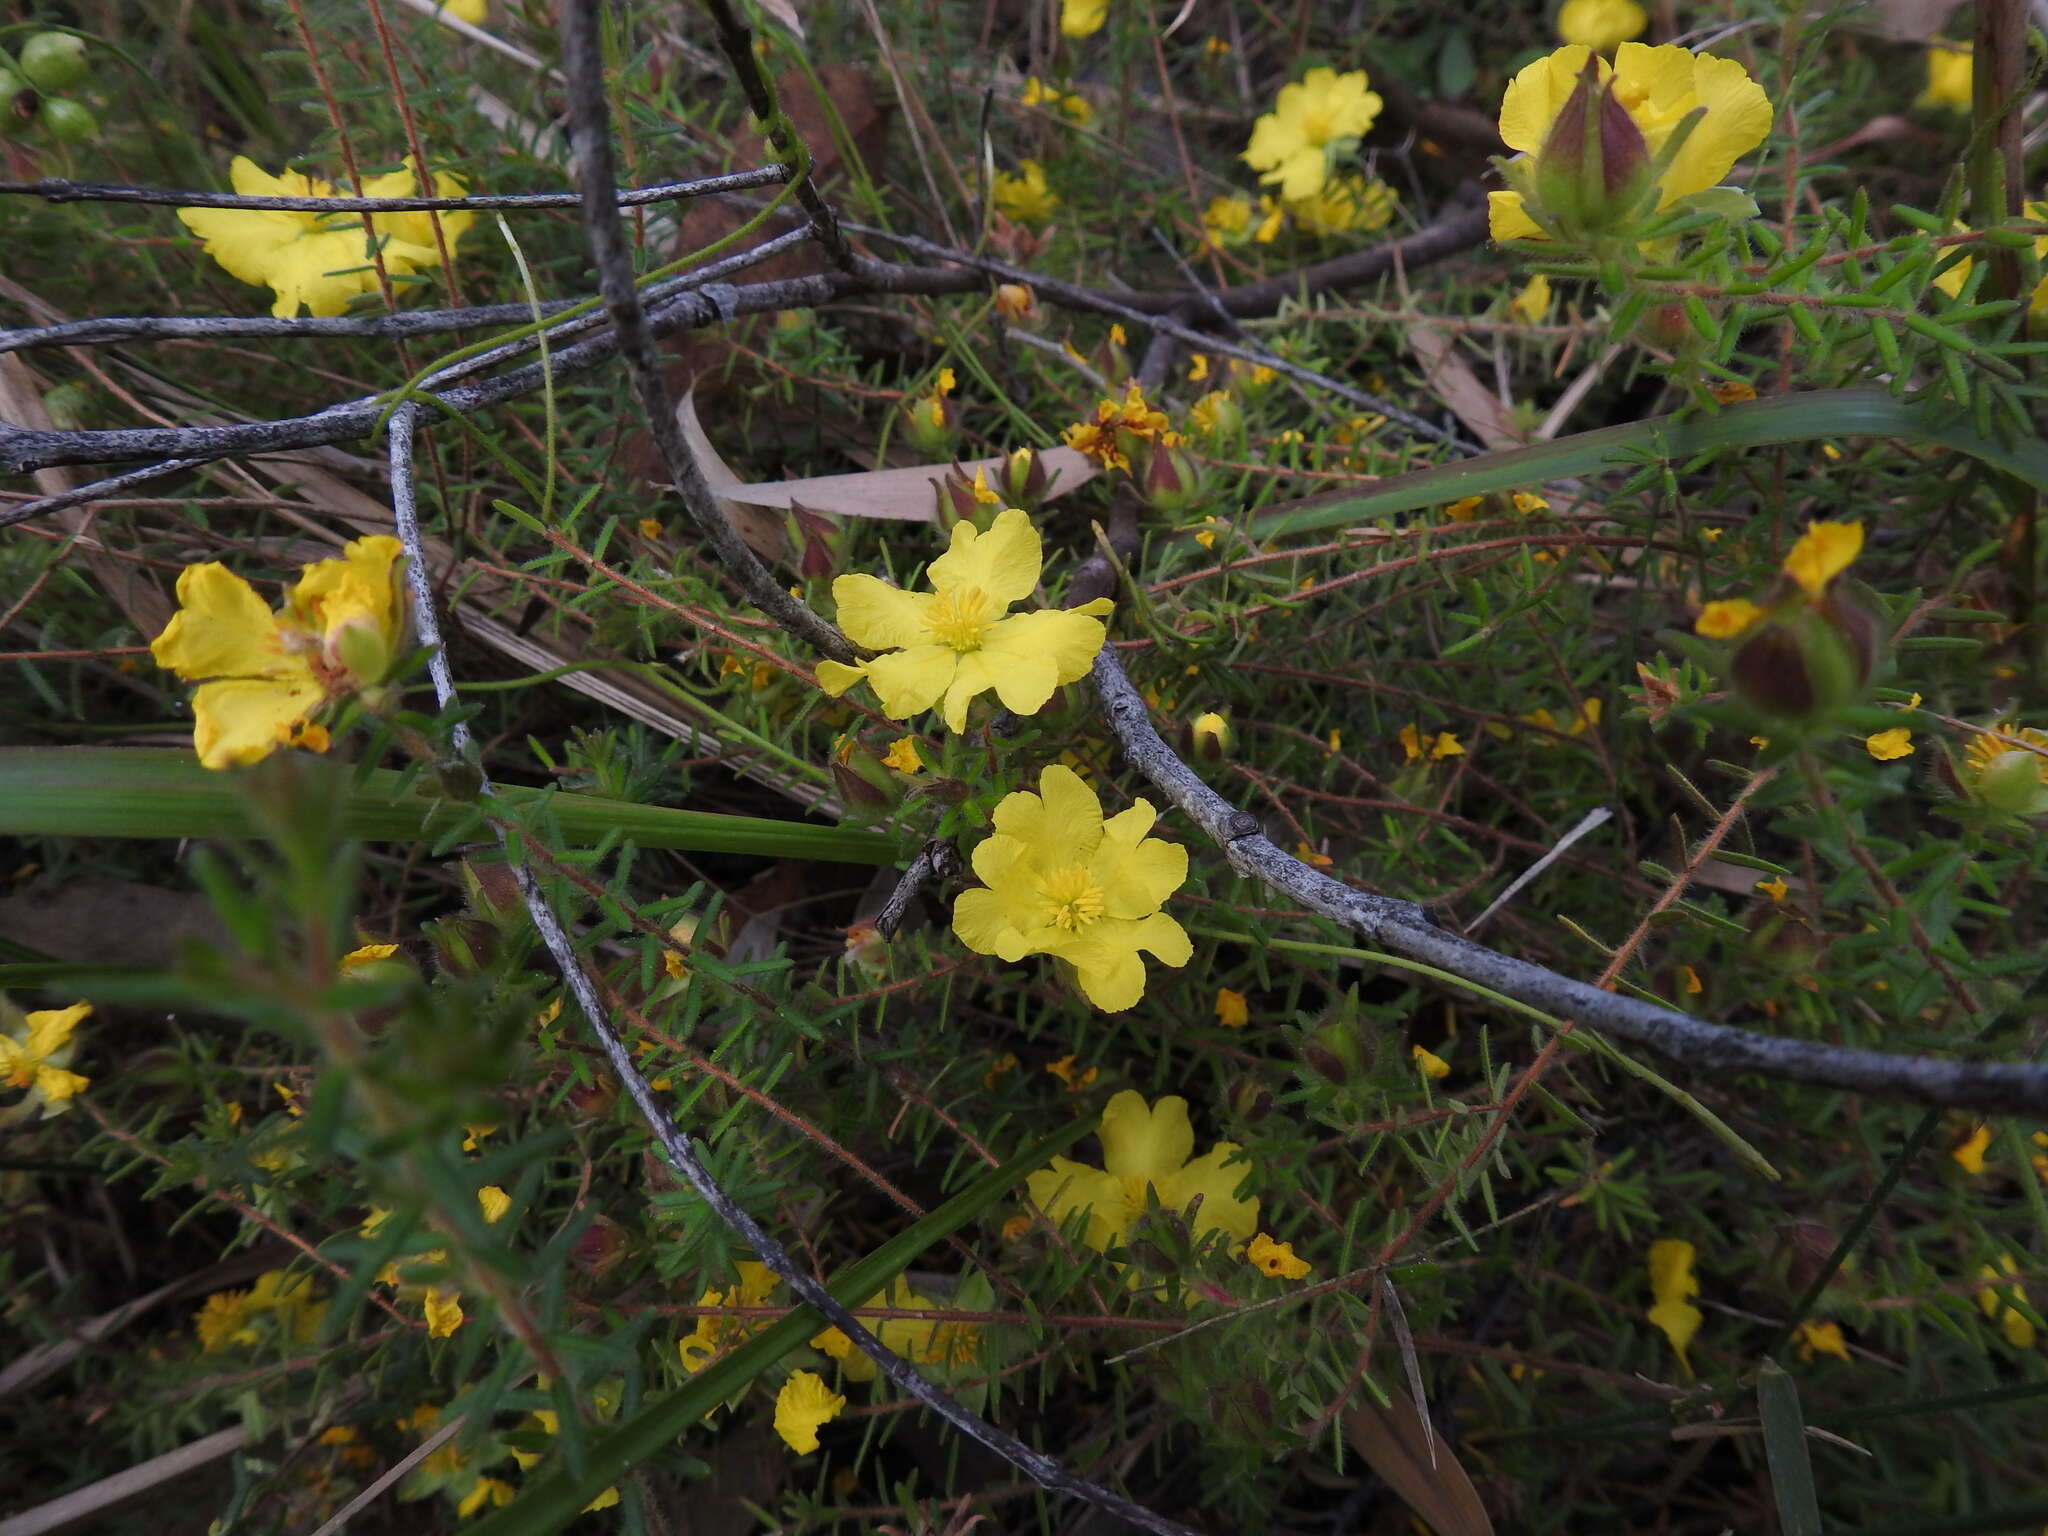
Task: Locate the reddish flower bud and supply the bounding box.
[1533,58,1652,238]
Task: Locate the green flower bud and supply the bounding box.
[1000,446,1048,509]
[1531,58,1652,240]
[328,614,393,689]
[901,390,957,457]
[1973,748,2048,817]
[1140,442,1208,513]
[1727,595,1878,723]
[19,33,89,92]
[831,734,903,810]
[1186,710,1231,762]
[425,915,498,978]
[37,97,96,143]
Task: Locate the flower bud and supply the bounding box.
[1227,1078,1272,1124]
[1187,711,1231,762]
[567,1077,617,1120]
[0,70,31,135]
[37,96,94,143]
[20,33,89,92]
[1187,390,1243,445]
[832,734,904,810]
[461,859,527,930]
[842,922,889,977]
[1140,442,1207,514]
[902,386,958,458]
[993,282,1040,326]
[1532,58,1652,239]
[1969,743,2048,816]
[570,1216,631,1282]
[1727,597,1877,723]
[425,915,498,978]
[930,466,983,528]
[1001,446,1047,509]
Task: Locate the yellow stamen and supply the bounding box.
[1038,864,1107,930]
[924,586,998,651]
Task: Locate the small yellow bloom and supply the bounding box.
[1026,1090,1258,1255]
[1646,1238,1703,1374]
[1247,1232,1312,1279]
[1285,174,1397,237]
[1918,42,1973,112]
[1865,727,1914,762]
[178,156,473,319]
[457,1476,514,1518]
[1695,598,1765,638]
[1443,495,1484,522]
[1781,520,1864,599]
[1001,1211,1032,1240]
[952,764,1190,1012]
[1411,1044,1451,1080]
[1512,491,1550,515]
[1047,1054,1100,1092]
[0,1001,91,1117]
[1557,0,1646,51]
[1214,987,1249,1029]
[195,1289,261,1353]
[1060,0,1108,38]
[150,535,405,770]
[638,517,664,539]
[1711,380,1757,404]
[992,160,1058,226]
[1952,1123,1992,1174]
[1756,876,1789,903]
[462,1122,496,1152]
[1021,76,1093,125]
[1295,841,1335,868]
[1977,1254,2036,1348]
[815,510,1113,735]
[882,737,924,774]
[439,0,487,21]
[1794,1320,1850,1363]
[424,1286,464,1338]
[477,1185,511,1224]
[1243,68,1384,202]
[1325,729,1342,753]
[679,1261,778,1373]
[775,1370,846,1453]
[1509,273,1554,323]
[340,942,398,970]
[1398,724,1464,762]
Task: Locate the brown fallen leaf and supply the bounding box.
[1342,1391,1496,1536]
[1404,321,1523,452]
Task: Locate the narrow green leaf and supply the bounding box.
[0,748,899,865]
[1758,1360,1825,1536]
[468,1112,1101,1535]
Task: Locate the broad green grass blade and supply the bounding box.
[1256,388,2048,540]
[467,1112,1101,1535]
[1758,1360,1826,1536]
[0,748,898,864]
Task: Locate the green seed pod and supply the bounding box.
[38,97,96,143]
[20,33,89,92]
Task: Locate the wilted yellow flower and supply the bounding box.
[1047,1054,1099,1092]
[1022,75,1092,125]
[952,765,1191,1011]
[810,1276,982,1382]
[151,536,405,770]
[1695,598,1765,638]
[477,1185,511,1224]
[1794,1320,1850,1363]
[1026,1090,1258,1255]
[1063,382,1176,473]
[1243,68,1384,202]
[1918,42,1972,112]
[815,510,1113,734]
[457,1477,514,1517]
[1782,520,1863,598]
[424,1286,464,1338]
[1286,174,1397,237]
[341,942,398,970]
[1865,727,1913,761]
[1399,724,1465,762]
[1247,1232,1312,1279]
[1756,875,1789,902]
[882,737,924,774]
[178,156,472,318]
[1411,1044,1451,1079]
[1214,987,1249,1029]
[0,1001,90,1118]
[1509,273,1554,323]
[1490,44,1773,243]
[1952,1123,1992,1174]
[1646,1238,1703,1374]
[992,159,1058,225]
[679,1261,778,1373]
[775,1370,845,1453]
[1557,0,1645,51]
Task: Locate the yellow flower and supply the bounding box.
[1286,174,1397,237]
[1557,0,1646,51]
[1022,76,1093,125]
[1695,597,1764,638]
[1443,495,1484,522]
[1247,1232,1312,1279]
[439,0,487,21]
[810,1277,982,1382]
[1781,519,1863,599]
[1188,353,1210,383]
[775,1370,845,1453]
[0,1001,90,1117]
[150,535,405,770]
[341,942,398,970]
[815,510,1113,735]
[424,1286,465,1338]
[1952,1123,1992,1174]
[1712,380,1757,404]
[1026,1089,1258,1255]
[1047,1054,1099,1092]
[679,1260,778,1373]
[1865,727,1914,761]
[1977,1254,2036,1348]
[882,736,924,774]
[195,1289,261,1353]
[1243,68,1384,202]
[1509,273,1554,323]
[457,1476,514,1517]
[1512,491,1551,515]
[477,1185,511,1224]
[1756,875,1789,903]
[992,159,1058,226]
[952,764,1191,1011]
[1398,724,1465,762]
[1646,1237,1703,1374]
[1214,987,1249,1029]
[1063,383,1176,473]
[1411,1044,1451,1080]
[1296,841,1335,868]
[1490,44,1773,243]
[1001,1212,1032,1240]
[246,1269,326,1342]
[178,156,473,319]
[1188,393,1236,443]
[638,517,664,539]
[1918,42,1972,112]
[1060,0,1107,37]
[1794,1320,1850,1363]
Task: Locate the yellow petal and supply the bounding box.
[1099,1091,1195,1182]
[773,1370,845,1454]
[1865,727,1914,761]
[813,659,867,698]
[952,887,1031,961]
[1781,519,1863,597]
[860,645,961,721]
[926,507,1043,606]
[1694,598,1765,638]
[423,1286,464,1338]
[1487,188,1547,242]
[1651,50,1775,205]
[1499,46,1600,154]
[189,676,327,770]
[22,1002,89,1062]
[152,563,291,682]
[477,1185,511,1223]
[1168,1142,1260,1243]
[938,649,1001,734]
[1091,814,1187,918]
[978,607,1109,694]
[830,574,933,650]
